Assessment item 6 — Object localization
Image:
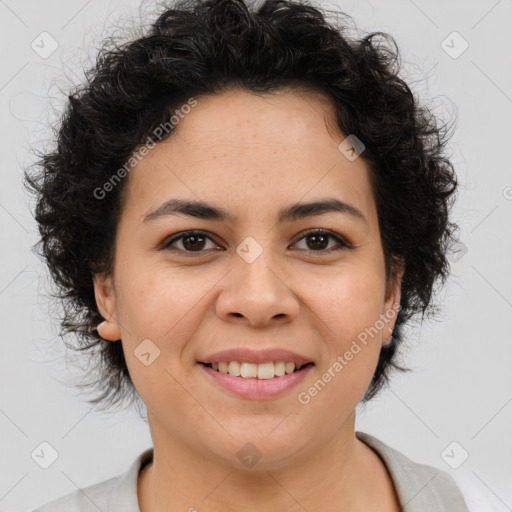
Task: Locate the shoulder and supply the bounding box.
[356,431,496,511]
[30,476,120,512]
[31,447,153,512]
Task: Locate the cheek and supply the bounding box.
[115,268,201,408]
[301,264,385,398]
[305,263,386,341]
[302,284,383,415]
[115,260,204,338]
[114,265,219,399]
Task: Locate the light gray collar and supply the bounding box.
[109,433,470,511]
[356,431,470,511]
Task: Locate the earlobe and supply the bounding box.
[96,319,121,341]
[93,274,121,341]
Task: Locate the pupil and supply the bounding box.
[184,235,205,251]
[308,234,328,250]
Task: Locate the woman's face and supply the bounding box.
[94,87,402,469]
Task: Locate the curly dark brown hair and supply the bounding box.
[24,0,459,412]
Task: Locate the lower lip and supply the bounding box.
[198,363,314,400]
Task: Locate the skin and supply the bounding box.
[94,87,404,511]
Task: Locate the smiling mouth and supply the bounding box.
[200,361,315,379]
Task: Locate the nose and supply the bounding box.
[215,246,300,328]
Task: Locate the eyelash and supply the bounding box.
[161,229,352,255]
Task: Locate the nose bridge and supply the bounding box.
[216,234,298,325]
[233,234,284,296]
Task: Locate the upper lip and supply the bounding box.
[199,348,314,366]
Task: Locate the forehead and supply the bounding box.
[170,86,340,149]
[121,87,376,228]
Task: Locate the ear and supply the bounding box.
[93,273,121,341]
[383,256,404,344]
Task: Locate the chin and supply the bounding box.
[199,425,317,471]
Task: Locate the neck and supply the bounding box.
[137,412,394,512]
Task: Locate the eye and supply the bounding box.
[162,230,219,254]
[162,228,352,255]
[292,229,352,252]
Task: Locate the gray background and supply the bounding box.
[0,0,511,510]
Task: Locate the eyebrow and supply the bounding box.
[142,198,367,225]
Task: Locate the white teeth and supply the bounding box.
[229,361,241,376]
[285,362,295,374]
[240,362,257,378]
[274,361,285,377]
[208,360,308,379]
[257,362,274,380]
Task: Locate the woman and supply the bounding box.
[26,0,485,510]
